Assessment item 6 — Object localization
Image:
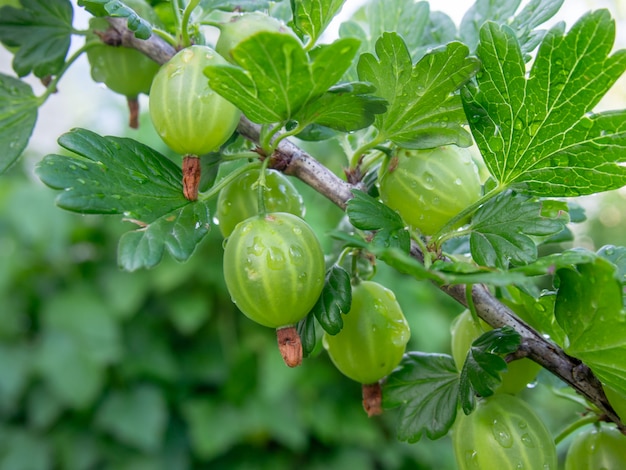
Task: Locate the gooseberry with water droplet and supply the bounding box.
[452,394,557,470]
[379,146,482,236]
[323,280,410,385]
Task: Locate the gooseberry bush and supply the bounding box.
[2,0,626,467]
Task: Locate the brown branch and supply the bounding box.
[106,18,625,432]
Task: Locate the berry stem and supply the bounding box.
[127,96,140,129]
[182,155,201,201]
[362,382,383,417]
[276,326,303,367]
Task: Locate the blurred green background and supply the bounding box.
[2,111,623,468]
[3,0,626,468]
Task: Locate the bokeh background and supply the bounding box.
[1,0,625,468]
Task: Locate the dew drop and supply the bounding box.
[292,226,302,236]
[289,244,304,265]
[422,172,435,190]
[266,246,286,270]
[464,450,479,469]
[248,236,265,256]
[521,433,535,448]
[492,419,513,448]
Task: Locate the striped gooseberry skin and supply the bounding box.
[565,424,626,470]
[149,45,241,155]
[223,212,325,328]
[379,145,481,236]
[217,169,304,237]
[215,12,290,63]
[323,281,410,384]
[452,394,557,470]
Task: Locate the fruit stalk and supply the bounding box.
[182,155,200,201]
[362,383,383,417]
[276,326,303,368]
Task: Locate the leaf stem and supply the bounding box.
[37,42,97,105]
[554,415,599,445]
[197,161,260,202]
[256,157,272,215]
[151,27,179,48]
[181,0,201,47]
[350,135,385,168]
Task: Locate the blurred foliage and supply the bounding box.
[0,140,461,469]
[1,108,614,470]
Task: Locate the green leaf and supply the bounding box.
[296,312,317,358]
[37,128,187,220]
[504,287,565,346]
[460,0,563,56]
[205,33,361,126]
[347,0,431,61]
[375,247,446,284]
[78,0,152,39]
[346,189,409,251]
[36,330,105,409]
[95,385,168,452]
[312,265,352,335]
[383,352,459,442]
[290,0,346,45]
[117,201,211,271]
[469,192,569,269]
[291,82,387,132]
[0,0,73,77]
[36,129,210,270]
[431,260,531,287]
[42,288,123,365]
[357,33,480,149]
[0,73,38,173]
[555,258,626,397]
[0,344,31,409]
[347,188,403,231]
[459,327,521,414]
[463,12,626,196]
[510,247,597,277]
[597,245,626,287]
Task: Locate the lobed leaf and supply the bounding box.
[383,352,459,442]
[459,327,521,414]
[342,0,430,63]
[463,12,626,196]
[118,201,211,271]
[205,33,378,131]
[292,82,387,133]
[555,258,626,397]
[311,265,352,336]
[0,0,73,77]
[36,128,210,271]
[290,0,346,45]
[0,73,38,173]
[460,0,563,56]
[469,192,569,269]
[296,313,317,358]
[357,33,480,149]
[346,189,409,252]
[37,128,186,221]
